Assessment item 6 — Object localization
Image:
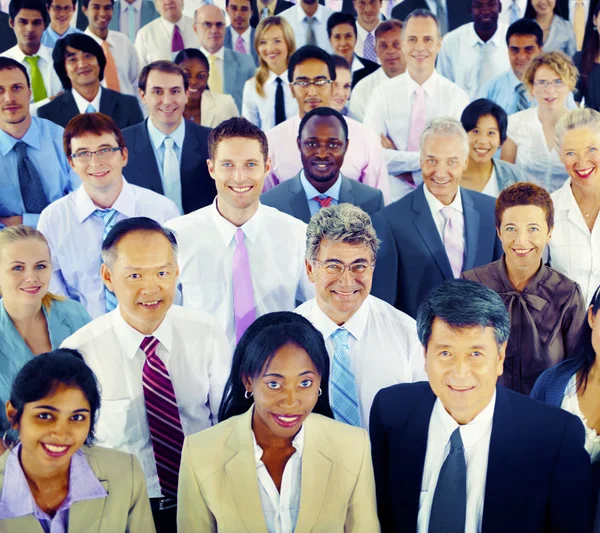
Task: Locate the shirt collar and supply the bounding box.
[423,183,464,215]
[210,198,264,247]
[405,69,439,97]
[160,16,183,33]
[10,44,53,63]
[467,21,505,48]
[147,117,186,151]
[356,22,373,41]
[252,416,305,463]
[74,178,135,222]
[232,25,252,41]
[297,3,326,22]
[0,116,40,156]
[84,27,115,47]
[257,0,276,14]
[310,294,371,341]
[72,86,102,114]
[267,70,285,84]
[299,169,342,202]
[121,0,142,13]
[507,69,522,90]
[201,46,225,61]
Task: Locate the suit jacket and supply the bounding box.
[0,446,156,533]
[223,47,257,112]
[371,185,503,317]
[37,88,144,130]
[224,25,259,66]
[121,119,216,214]
[108,0,160,32]
[250,0,294,27]
[200,89,239,127]
[391,0,472,31]
[177,407,380,532]
[0,12,16,54]
[369,382,594,533]
[352,55,380,88]
[260,172,385,223]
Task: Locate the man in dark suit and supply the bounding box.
[122,61,215,215]
[0,12,17,54]
[371,117,502,317]
[224,0,258,66]
[261,107,384,222]
[249,0,293,28]
[391,0,472,34]
[37,33,143,129]
[370,279,593,533]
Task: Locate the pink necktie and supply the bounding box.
[407,86,426,151]
[440,206,464,278]
[235,34,247,54]
[233,228,256,343]
[312,195,333,209]
[141,336,184,498]
[172,24,184,52]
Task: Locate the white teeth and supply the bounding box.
[231,186,251,192]
[45,444,68,452]
[475,148,489,153]
[278,416,298,422]
[141,300,159,306]
[514,249,531,254]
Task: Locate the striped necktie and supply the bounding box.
[515,82,530,112]
[312,195,333,209]
[93,208,119,312]
[440,206,464,278]
[330,328,361,427]
[141,336,185,498]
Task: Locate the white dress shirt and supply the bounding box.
[437,22,511,99]
[242,71,298,131]
[417,393,496,533]
[279,3,335,52]
[164,201,314,349]
[230,25,253,55]
[349,67,392,122]
[72,86,102,114]
[355,23,380,65]
[480,167,501,198]
[135,15,197,67]
[37,179,180,319]
[200,45,225,88]
[295,295,427,430]
[423,183,466,245]
[84,28,141,96]
[549,179,600,305]
[119,0,143,38]
[60,305,232,498]
[497,0,527,25]
[253,424,304,533]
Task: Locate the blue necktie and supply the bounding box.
[86,103,95,113]
[13,141,49,215]
[509,0,519,24]
[93,208,119,312]
[330,328,361,427]
[127,3,136,43]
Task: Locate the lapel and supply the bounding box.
[110,5,120,30]
[461,188,480,271]
[60,92,80,124]
[288,173,312,223]
[46,305,73,349]
[223,48,236,95]
[224,26,233,48]
[338,176,355,205]
[201,90,217,128]
[133,120,164,194]
[141,1,159,27]
[99,89,117,121]
[249,27,258,64]
[180,120,207,196]
[411,186,454,280]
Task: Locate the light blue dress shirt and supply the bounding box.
[146,117,185,194]
[0,117,80,227]
[41,25,83,48]
[300,170,342,217]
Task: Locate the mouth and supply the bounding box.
[543,97,557,104]
[431,176,451,186]
[265,53,280,61]
[2,105,21,112]
[312,161,333,171]
[331,289,360,298]
[41,443,72,458]
[229,185,253,193]
[138,300,161,310]
[89,170,110,178]
[158,106,179,115]
[574,167,595,179]
[305,99,321,107]
[21,286,41,294]
[98,17,110,23]
[448,385,475,393]
[271,413,303,428]
[511,247,534,257]
[188,87,201,93]
[77,69,93,76]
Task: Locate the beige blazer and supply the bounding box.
[177,408,380,533]
[200,90,239,128]
[0,446,156,533]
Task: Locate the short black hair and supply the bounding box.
[138,60,189,92]
[506,18,543,48]
[174,48,210,73]
[81,0,114,9]
[416,279,510,348]
[327,11,357,39]
[9,0,49,25]
[298,106,349,141]
[331,54,351,71]
[5,349,101,445]
[0,57,30,88]
[225,0,252,8]
[53,33,106,89]
[287,45,336,83]
[460,98,508,144]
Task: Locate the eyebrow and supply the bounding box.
[148,85,183,91]
[74,143,116,151]
[262,370,317,378]
[294,75,328,80]
[124,262,173,271]
[33,405,91,413]
[9,260,50,264]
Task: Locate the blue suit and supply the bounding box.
[222,47,257,112]
[224,26,258,67]
[370,382,594,533]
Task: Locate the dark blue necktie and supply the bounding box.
[13,141,49,215]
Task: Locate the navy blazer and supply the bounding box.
[249,0,294,27]
[391,0,472,31]
[37,88,144,130]
[371,185,503,316]
[121,119,215,214]
[260,172,385,223]
[370,382,594,533]
[0,12,16,54]
[224,26,259,66]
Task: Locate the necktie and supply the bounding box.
[208,54,223,94]
[407,86,426,151]
[13,142,49,214]
[574,0,585,51]
[478,42,495,86]
[305,17,317,46]
[127,3,136,42]
[261,6,269,18]
[312,195,333,209]
[235,34,247,54]
[363,32,377,63]
[100,40,121,92]
[509,0,519,24]
[435,0,448,36]
[23,56,47,103]
[140,336,185,498]
[171,24,184,53]
[162,137,183,214]
[385,0,393,19]
[275,77,286,125]
[92,208,119,312]
[233,228,256,343]
[440,206,464,278]
[428,428,467,533]
[330,328,361,427]
[515,82,530,112]
[85,103,96,113]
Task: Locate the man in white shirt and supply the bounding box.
[295,203,426,431]
[364,10,469,201]
[354,0,381,63]
[38,112,180,319]
[279,0,335,51]
[370,279,593,533]
[224,0,258,65]
[437,0,510,99]
[165,117,314,349]
[61,216,231,532]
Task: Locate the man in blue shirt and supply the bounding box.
[0,57,79,227]
[41,0,82,48]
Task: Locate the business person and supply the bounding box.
[178,311,381,532]
[390,0,472,34]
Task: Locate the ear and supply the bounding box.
[497,341,507,376]
[242,376,253,393]
[138,87,146,104]
[588,305,595,329]
[100,263,115,293]
[68,155,76,171]
[546,224,553,242]
[5,401,18,431]
[305,258,316,283]
[496,226,501,240]
[8,18,14,29]
[264,156,271,176]
[207,158,216,181]
[296,136,301,151]
[289,82,297,100]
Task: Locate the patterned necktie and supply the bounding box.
[435,0,448,35]
[23,56,47,102]
[235,34,247,54]
[385,0,393,19]
[162,137,183,214]
[171,24,184,52]
[312,195,333,209]
[100,40,121,92]
[515,82,530,112]
[208,54,223,93]
[275,77,286,125]
[233,228,256,343]
[92,208,119,312]
[363,32,377,63]
[509,0,519,24]
[330,328,361,427]
[428,428,467,533]
[127,3,136,42]
[140,336,185,499]
[440,206,464,278]
[407,86,426,151]
[13,141,49,214]
[305,17,317,46]
[574,0,586,51]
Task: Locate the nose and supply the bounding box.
[513,228,529,246]
[279,387,299,409]
[307,83,318,97]
[316,144,328,158]
[576,152,589,168]
[451,356,471,379]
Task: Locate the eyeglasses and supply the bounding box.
[291,79,332,88]
[51,4,74,12]
[533,79,564,88]
[71,147,122,162]
[313,259,375,276]
[198,21,225,29]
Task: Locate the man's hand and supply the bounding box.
[380,134,397,150]
[0,215,24,226]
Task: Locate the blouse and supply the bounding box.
[541,15,577,57]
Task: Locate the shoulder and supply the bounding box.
[83,446,140,479]
[462,187,496,210]
[121,120,146,138]
[165,206,212,233]
[372,382,433,427]
[261,178,295,199]
[294,297,317,317]
[366,295,417,329]
[185,119,212,141]
[381,189,417,220]
[260,203,307,231]
[61,312,115,349]
[106,89,138,105]
[167,304,223,333]
[37,95,63,114]
[440,23,470,46]
[35,116,66,137]
[38,190,77,223]
[131,182,178,208]
[343,176,380,197]
[51,298,91,326]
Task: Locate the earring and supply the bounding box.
[244,390,253,399]
[1,430,14,451]
[318,388,322,396]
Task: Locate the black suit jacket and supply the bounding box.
[37,88,144,129]
[0,12,16,54]
[250,0,294,27]
[352,55,380,88]
[390,0,472,31]
[370,382,594,533]
[121,119,216,214]
[260,172,385,223]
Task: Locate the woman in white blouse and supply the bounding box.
[174,48,239,128]
[501,51,576,192]
[177,312,380,533]
[242,16,298,132]
[524,0,577,56]
[550,107,600,305]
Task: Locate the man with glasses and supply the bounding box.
[41,0,82,48]
[295,203,426,432]
[37,112,179,318]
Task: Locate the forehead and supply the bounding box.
[404,16,437,36]
[377,28,402,42]
[500,204,548,225]
[293,58,329,78]
[473,114,499,129]
[197,6,225,21]
[146,69,185,88]
[65,45,90,55]
[90,0,114,6]
[181,57,207,70]
[534,64,560,80]
[472,0,499,8]
[263,343,317,375]
[508,34,539,48]
[423,133,464,157]
[302,115,345,138]
[1,237,49,261]
[317,239,372,260]
[332,23,355,34]
[334,68,352,83]
[53,0,74,7]
[428,318,498,347]
[561,126,600,147]
[26,385,91,410]
[213,136,264,160]
[0,67,28,86]
[70,131,119,150]
[228,0,251,7]
[15,8,44,20]
[113,231,174,263]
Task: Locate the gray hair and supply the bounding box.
[305,204,381,262]
[420,117,470,161]
[556,107,600,148]
[403,8,442,40]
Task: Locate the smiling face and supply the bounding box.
[257,25,288,73]
[10,8,46,53]
[140,69,188,134]
[508,34,541,80]
[331,67,352,113]
[155,0,183,23]
[467,114,501,165]
[532,64,570,110]
[560,126,600,191]
[425,318,505,425]
[376,28,405,77]
[49,0,75,34]
[532,0,555,15]
[179,58,207,106]
[194,5,226,54]
[401,16,441,79]
[83,0,114,33]
[64,45,100,92]
[471,0,500,32]
[330,23,357,64]
[290,58,333,117]
[226,0,251,34]
[0,67,31,129]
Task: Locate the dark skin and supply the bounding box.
[297,115,349,195]
[179,57,208,124]
[469,0,502,43]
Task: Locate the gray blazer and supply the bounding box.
[223,47,257,112]
[494,158,524,191]
[260,172,385,223]
[224,26,259,66]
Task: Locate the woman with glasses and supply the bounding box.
[501,51,577,192]
[524,0,576,56]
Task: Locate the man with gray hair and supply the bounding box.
[372,117,502,318]
[295,203,426,432]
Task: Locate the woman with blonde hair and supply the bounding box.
[501,51,578,192]
[242,16,298,131]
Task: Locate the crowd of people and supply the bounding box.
[1,0,600,531]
